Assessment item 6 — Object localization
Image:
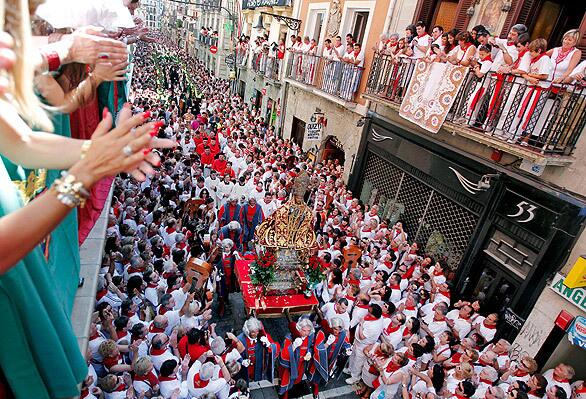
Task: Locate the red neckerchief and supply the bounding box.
[150,347,167,356]
[364,314,378,321]
[402,328,411,337]
[513,49,529,68]
[147,282,158,289]
[390,285,400,290]
[114,383,127,392]
[483,320,496,329]
[356,304,369,310]
[345,295,356,302]
[480,378,494,385]
[160,375,178,382]
[386,324,401,334]
[455,394,469,399]
[89,331,101,340]
[553,374,570,383]
[166,227,176,234]
[149,324,165,334]
[385,362,400,373]
[405,305,416,311]
[116,330,127,340]
[417,33,429,38]
[80,387,89,399]
[479,358,492,366]
[96,289,108,301]
[481,55,493,62]
[406,352,417,361]
[433,269,443,276]
[574,386,586,394]
[433,315,446,322]
[127,266,142,275]
[192,373,210,388]
[530,53,547,65]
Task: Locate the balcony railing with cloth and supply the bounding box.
[285,52,364,103]
[236,47,249,68]
[197,34,218,47]
[251,52,282,81]
[365,54,586,156]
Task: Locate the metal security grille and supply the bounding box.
[360,151,479,269]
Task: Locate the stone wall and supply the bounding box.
[282,84,363,181]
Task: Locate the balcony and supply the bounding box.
[285,52,364,103]
[251,52,282,81]
[365,55,586,161]
[197,33,218,47]
[236,48,248,68]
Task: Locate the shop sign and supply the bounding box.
[305,122,323,141]
[550,273,586,312]
[567,316,586,349]
[242,0,291,9]
[503,307,525,330]
[565,256,586,289]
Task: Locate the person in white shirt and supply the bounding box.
[158,357,191,399]
[259,191,278,218]
[321,297,350,331]
[149,332,181,372]
[431,25,444,47]
[346,304,384,384]
[187,359,231,399]
[543,364,575,398]
[411,21,432,59]
[205,169,221,203]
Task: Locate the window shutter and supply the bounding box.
[454,0,474,32]
[413,0,438,28]
[500,0,538,37]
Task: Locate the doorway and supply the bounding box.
[465,257,522,315]
[529,0,585,46]
[320,135,346,166]
[291,117,306,147]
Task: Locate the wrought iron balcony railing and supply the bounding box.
[251,52,282,81]
[285,52,364,103]
[365,54,586,156]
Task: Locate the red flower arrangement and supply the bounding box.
[250,250,276,293]
[304,255,326,287]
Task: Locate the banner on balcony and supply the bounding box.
[399,61,468,133]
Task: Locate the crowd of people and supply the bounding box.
[86,19,585,399]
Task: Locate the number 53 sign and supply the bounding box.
[507,201,537,223]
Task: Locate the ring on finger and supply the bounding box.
[122,145,133,156]
[98,52,110,59]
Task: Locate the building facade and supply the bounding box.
[346,0,586,375]
[139,0,164,30]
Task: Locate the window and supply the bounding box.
[312,12,325,43]
[306,5,329,49]
[351,11,369,44]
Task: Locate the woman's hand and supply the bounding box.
[93,60,129,83]
[70,108,175,186]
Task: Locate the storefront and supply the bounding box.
[349,112,586,341]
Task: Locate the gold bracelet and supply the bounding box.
[51,171,91,208]
[80,140,91,160]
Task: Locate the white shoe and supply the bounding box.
[342,368,351,375]
[345,377,358,384]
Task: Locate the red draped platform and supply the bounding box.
[235,260,318,318]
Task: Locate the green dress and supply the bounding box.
[1,112,80,314]
[0,155,87,398]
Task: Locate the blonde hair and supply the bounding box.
[2,0,53,131]
[563,29,580,44]
[133,356,153,376]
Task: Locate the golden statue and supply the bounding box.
[255,171,316,251]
